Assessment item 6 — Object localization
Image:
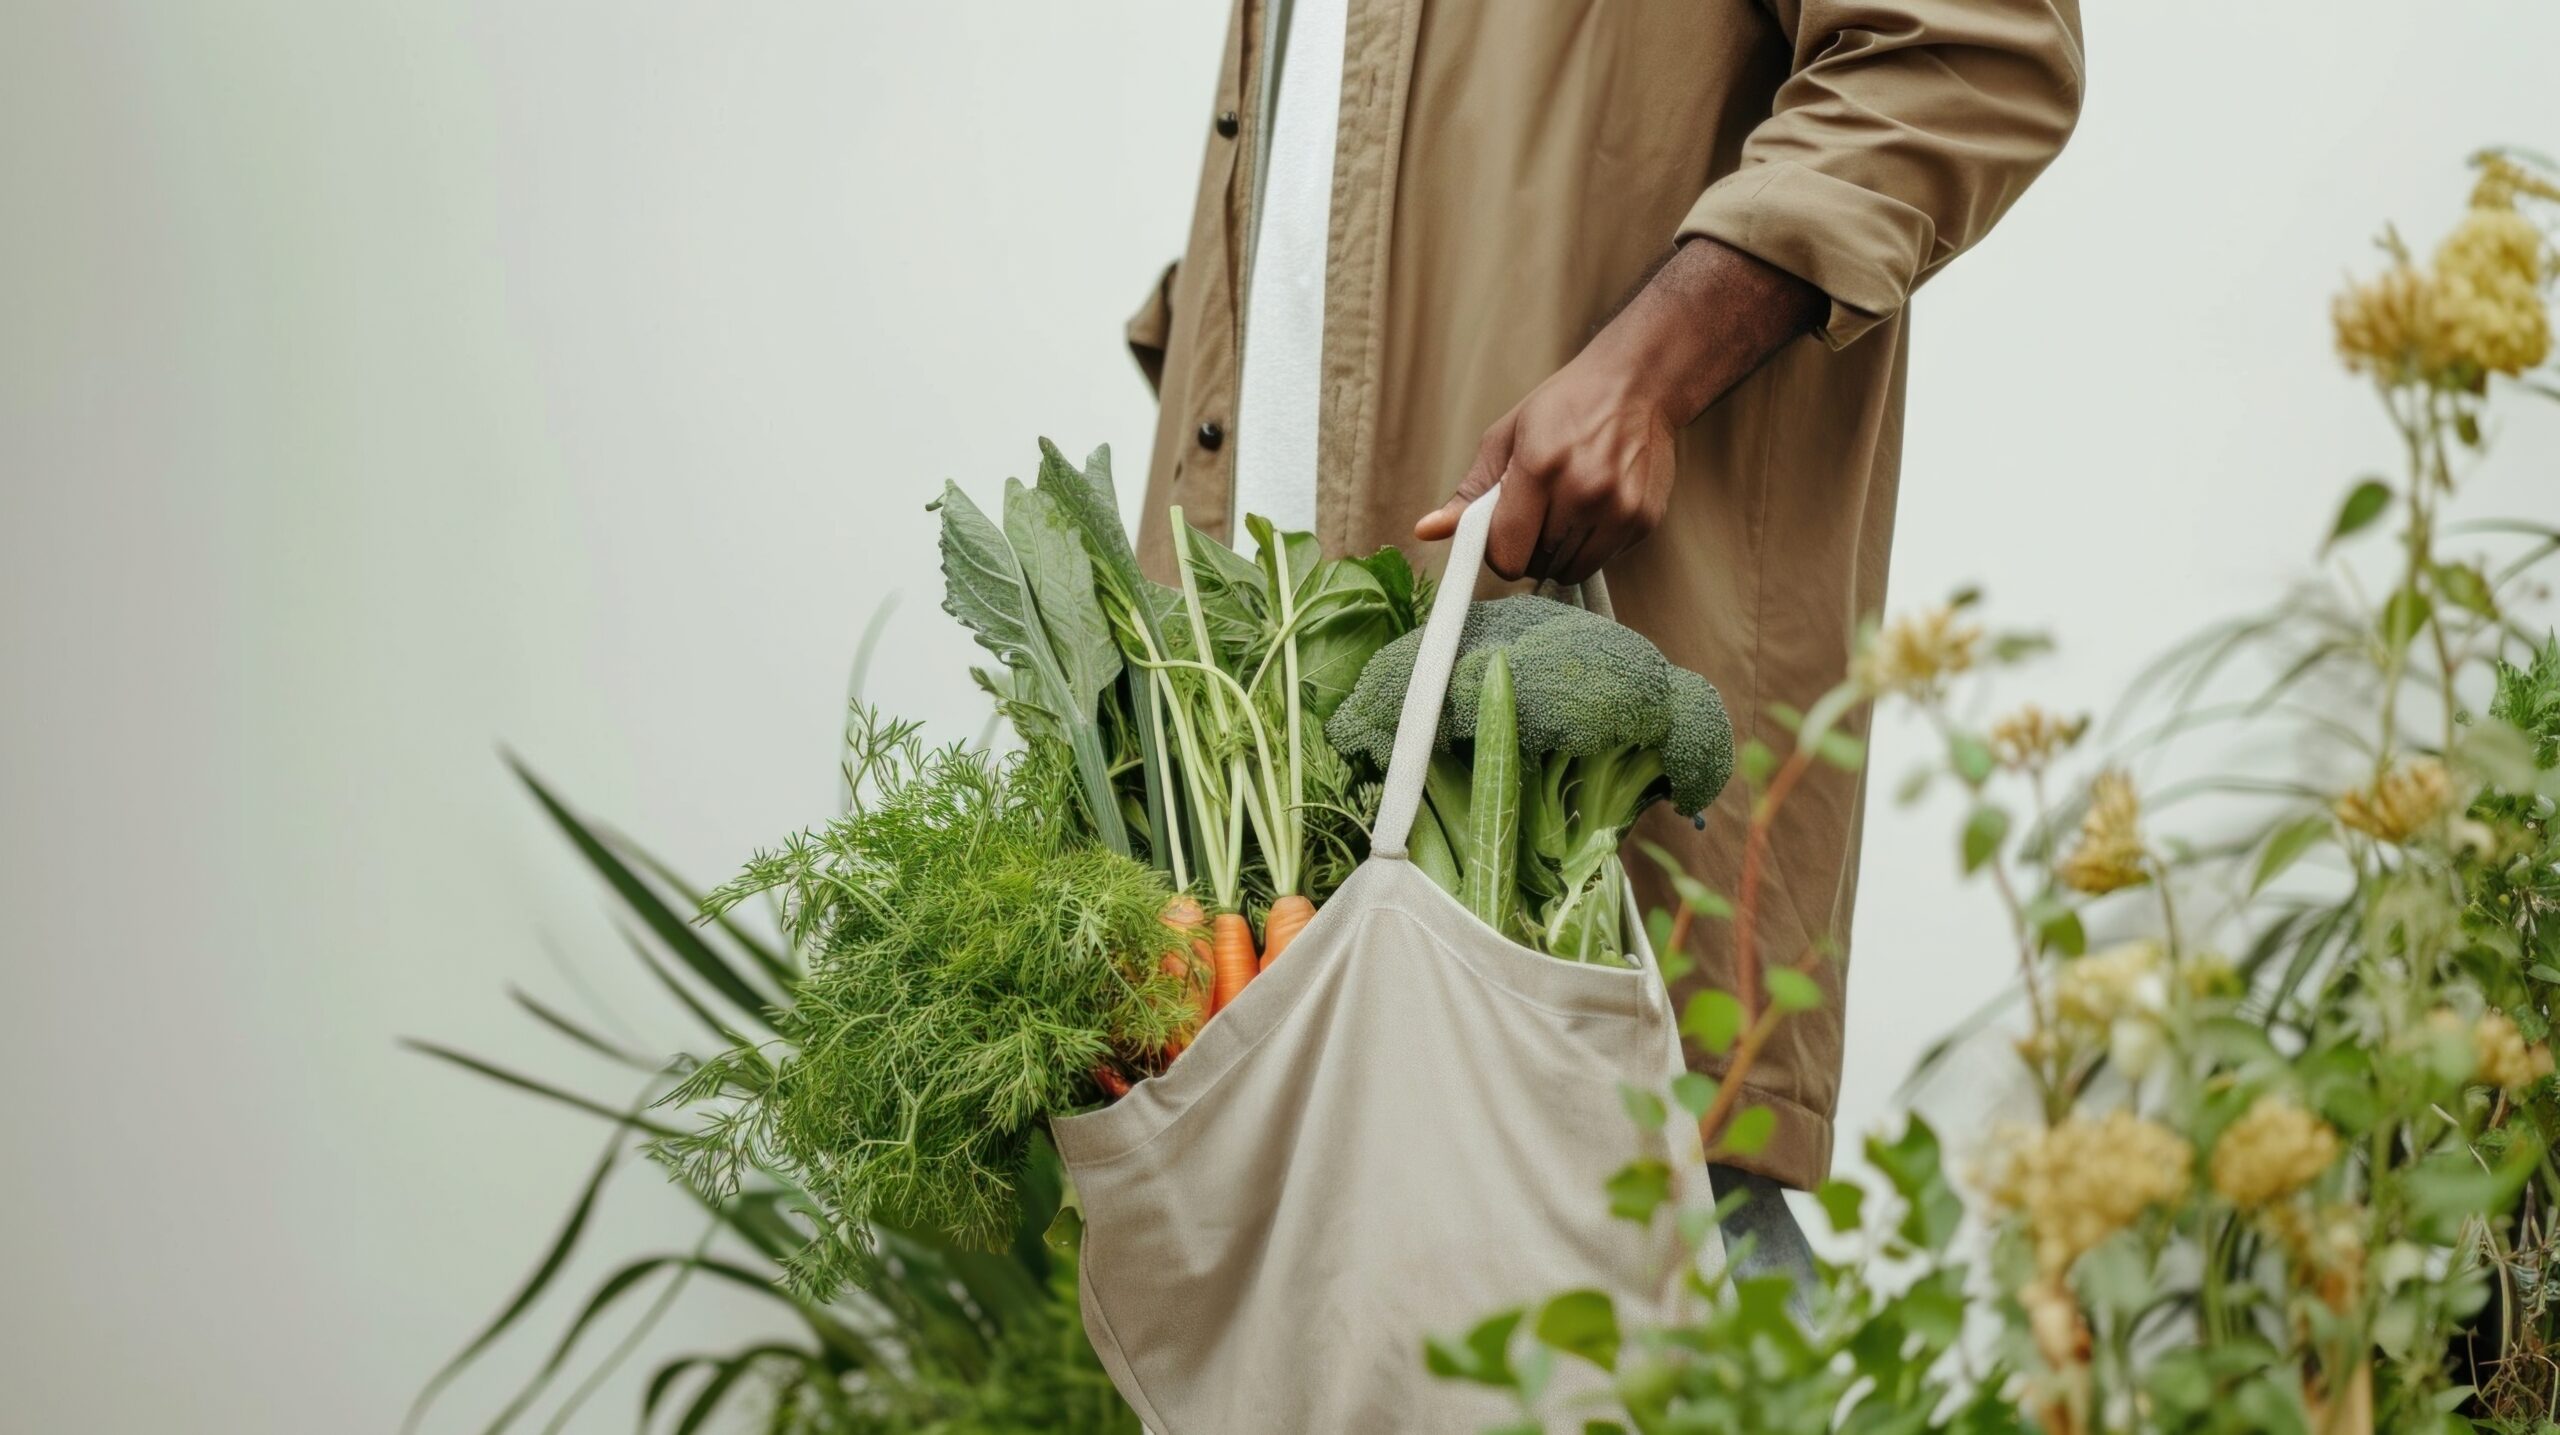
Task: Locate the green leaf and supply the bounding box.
[512,761,779,1030]
[1814,729,1865,771]
[506,987,649,1069]
[2324,478,2393,551]
[1961,804,2011,874]
[1816,1178,1866,1235]
[1533,1289,1621,1372]
[400,1040,684,1139]
[402,1136,625,1434]
[2408,1137,2542,1238]
[2075,1233,2152,1318]
[931,480,1129,854]
[1766,967,1823,1013]
[2251,813,2334,894]
[1670,1072,1720,1119]
[1718,1105,1776,1157]
[1465,649,1522,934]
[1867,1117,1964,1253]
[1637,840,1732,919]
[1682,990,1744,1054]
[2432,560,2499,619]
[2022,894,2087,958]
[1738,738,1775,788]
[1618,1083,1667,1132]
[1606,1159,1673,1224]
[1425,1310,1523,1387]
[2379,586,2435,655]
[1948,731,1997,786]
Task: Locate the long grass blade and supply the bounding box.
[619,928,752,1048]
[616,838,799,998]
[401,1039,684,1139]
[510,758,780,1024]
[481,1255,687,1435]
[670,1345,807,1435]
[402,1134,625,1435]
[509,987,654,1070]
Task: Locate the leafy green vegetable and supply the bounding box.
[1328,594,1736,960]
[654,708,1190,1299]
[931,478,1130,857]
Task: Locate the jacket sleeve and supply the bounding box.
[1679,0,2085,348]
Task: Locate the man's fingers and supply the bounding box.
[1539,525,1594,585]
[1483,468,1547,581]
[1418,413,1518,541]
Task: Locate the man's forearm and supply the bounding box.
[1584,237,1827,430]
[1415,236,1829,581]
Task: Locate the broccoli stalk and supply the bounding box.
[1327,596,1735,963]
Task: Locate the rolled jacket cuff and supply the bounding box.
[1700,1076,1833,1192]
[1677,160,1936,350]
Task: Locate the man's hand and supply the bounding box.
[1416,238,1825,584]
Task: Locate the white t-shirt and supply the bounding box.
[1229,0,1347,545]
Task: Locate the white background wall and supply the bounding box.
[3,3,2556,1430]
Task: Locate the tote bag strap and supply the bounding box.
[1371,484,1503,860]
[1373,487,1624,856]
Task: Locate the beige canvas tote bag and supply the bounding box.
[1051,485,1717,1433]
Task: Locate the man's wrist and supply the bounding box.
[1589,237,1826,428]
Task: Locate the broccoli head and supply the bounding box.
[1327,594,1735,961]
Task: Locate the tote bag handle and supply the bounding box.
[1372,486,1619,856]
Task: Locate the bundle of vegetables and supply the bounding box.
[653,707,1197,1298]
[931,441,1420,1007]
[1326,594,1736,962]
[658,443,1425,1293]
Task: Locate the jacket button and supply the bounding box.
[1196,420,1225,452]
[1215,110,1240,138]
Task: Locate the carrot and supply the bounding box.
[1259,894,1315,971]
[1093,1063,1132,1101]
[1210,911,1258,1012]
[1159,898,1212,1061]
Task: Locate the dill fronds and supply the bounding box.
[656,706,1190,1300]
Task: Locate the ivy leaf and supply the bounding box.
[1961,804,2011,874]
[1948,731,1997,786]
[1816,1179,1867,1235]
[2378,586,2434,656]
[1718,1105,1777,1157]
[2323,478,2393,551]
[1618,1083,1667,1132]
[2022,893,2088,958]
[1606,1159,1673,1224]
[1682,991,1744,1054]
[1637,840,1731,919]
[1533,1290,1621,1372]
[1425,1310,1523,1387]
[1670,1072,1720,1119]
[1867,1117,1965,1253]
[1766,967,1823,1013]
[2431,559,2499,620]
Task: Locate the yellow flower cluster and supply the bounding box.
[2053,940,2167,1031]
[2434,207,2553,377]
[1981,1111,2192,1277]
[2057,771,2147,894]
[2333,154,2557,386]
[2472,1009,2555,1091]
[2262,1200,2368,1311]
[2209,1095,2340,1209]
[2050,939,2176,1075]
[1854,605,1981,700]
[1990,704,2089,774]
[2333,757,2452,844]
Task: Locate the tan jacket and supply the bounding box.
[1128,0,2084,1188]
